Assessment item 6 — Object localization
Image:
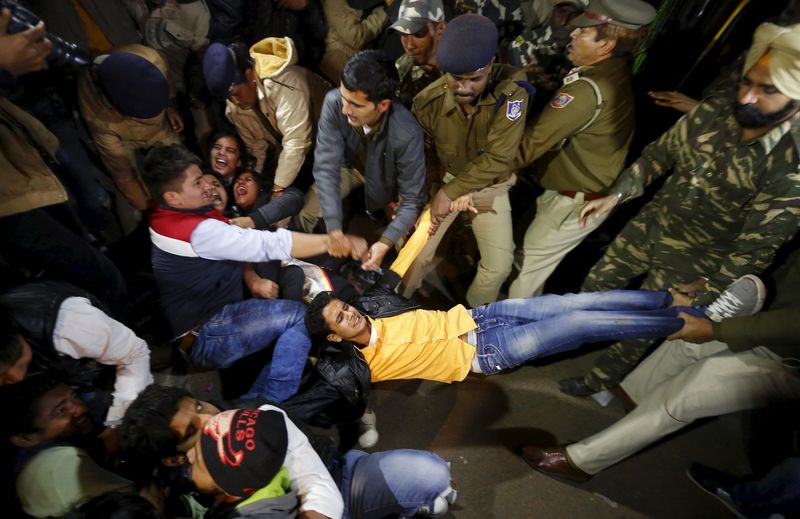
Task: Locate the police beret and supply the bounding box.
[571,0,656,31]
[96,51,169,119]
[203,42,237,100]
[436,14,498,74]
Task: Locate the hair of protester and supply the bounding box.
[3,372,64,438]
[341,50,399,103]
[0,315,24,367]
[229,41,254,85]
[143,145,203,199]
[64,491,166,519]
[305,291,337,337]
[203,168,226,186]
[119,384,192,462]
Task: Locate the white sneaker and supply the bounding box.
[705,274,766,322]
[431,486,458,516]
[357,409,379,448]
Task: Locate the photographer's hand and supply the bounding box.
[0,8,52,76]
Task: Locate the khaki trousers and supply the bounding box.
[401,174,516,307]
[294,168,365,233]
[508,190,609,298]
[566,339,800,475]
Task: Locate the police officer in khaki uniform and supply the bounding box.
[403,14,528,307]
[77,45,184,213]
[507,0,656,299]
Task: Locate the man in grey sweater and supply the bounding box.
[297,50,427,271]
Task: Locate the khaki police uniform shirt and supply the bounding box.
[77,44,180,210]
[517,57,635,193]
[412,63,528,200]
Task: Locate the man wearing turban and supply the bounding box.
[520,23,800,486]
[557,22,800,398]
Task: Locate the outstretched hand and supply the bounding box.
[579,194,619,228]
[648,91,700,114]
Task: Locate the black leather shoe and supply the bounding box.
[686,463,749,518]
[521,445,591,482]
[558,376,598,397]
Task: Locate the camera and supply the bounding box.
[1,0,90,68]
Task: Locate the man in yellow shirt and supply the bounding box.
[307,205,765,383]
[305,289,696,383]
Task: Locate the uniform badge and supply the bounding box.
[563,73,579,85]
[550,93,574,109]
[506,99,523,121]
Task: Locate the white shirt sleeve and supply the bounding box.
[53,297,154,426]
[190,219,294,263]
[258,404,344,518]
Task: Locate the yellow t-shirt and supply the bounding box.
[360,305,477,383]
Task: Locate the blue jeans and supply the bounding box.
[341,449,455,519]
[192,299,311,402]
[471,290,691,375]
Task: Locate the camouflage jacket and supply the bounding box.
[611,96,800,304]
[508,23,572,94]
[395,54,441,108]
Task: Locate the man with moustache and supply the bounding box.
[404,13,528,307]
[507,0,656,299]
[558,22,800,397]
[7,375,134,518]
[391,0,447,107]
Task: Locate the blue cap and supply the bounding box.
[96,51,169,119]
[436,14,498,74]
[203,43,237,100]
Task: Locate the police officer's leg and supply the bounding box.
[584,267,702,391]
[509,191,610,299]
[466,177,516,307]
[294,168,365,233]
[567,344,800,475]
[620,336,729,403]
[581,217,651,292]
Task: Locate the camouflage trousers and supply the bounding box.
[579,218,712,390]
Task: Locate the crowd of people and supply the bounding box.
[2,0,800,517]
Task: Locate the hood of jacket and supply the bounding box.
[250,37,298,79]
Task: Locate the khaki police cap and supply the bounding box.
[571,0,656,30]
[391,0,445,35]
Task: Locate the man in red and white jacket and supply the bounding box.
[143,144,366,402]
